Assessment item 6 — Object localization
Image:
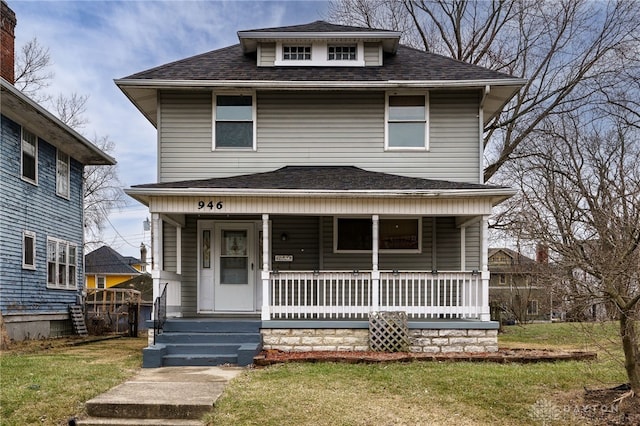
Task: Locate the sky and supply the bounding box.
[9,0,330,258]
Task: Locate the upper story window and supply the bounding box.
[283,45,311,60]
[96,276,106,289]
[21,128,38,183]
[328,45,357,61]
[386,93,429,150]
[213,93,256,150]
[56,150,70,198]
[22,230,36,270]
[47,238,77,290]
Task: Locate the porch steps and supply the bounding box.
[143,319,262,368]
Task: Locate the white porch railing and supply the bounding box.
[268,271,483,320]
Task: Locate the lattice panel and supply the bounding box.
[369,311,410,352]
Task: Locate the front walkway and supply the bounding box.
[77,366,243,425]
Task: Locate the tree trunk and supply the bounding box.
[620,310,640,393]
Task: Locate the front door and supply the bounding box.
[213,222,255,311]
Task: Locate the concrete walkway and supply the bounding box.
[76,366,244,426]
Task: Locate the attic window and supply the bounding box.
[328,45,356,60]
[283,46,311,60]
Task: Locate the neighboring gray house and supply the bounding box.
[118,21,525,367]
[0,2,115,340]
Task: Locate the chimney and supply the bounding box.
[536,244,548,264]
[1,0,17,83]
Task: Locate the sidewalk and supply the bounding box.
[77,366,244,425]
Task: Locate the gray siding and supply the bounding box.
[162,221,177,272]
[0,115,84,316]
[180,215,198,316]
[158,90,481,183]
[464,222,481,270]
[364,42,381,66]
[258,43,276,66]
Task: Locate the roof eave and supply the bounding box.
[1,78,116,165]
[125,187,517,207]
[115,78,525,127]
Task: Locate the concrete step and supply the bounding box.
[165,343,242,355]
[84,381,225,419]
[162,353,238,366]
[162,319,261,334]
[76,417,203,426]
[156,331,261,344]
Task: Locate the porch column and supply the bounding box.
[371,215,380,312]
[480,215,491,321]
[261,214,271,321]
[150,213,162,345]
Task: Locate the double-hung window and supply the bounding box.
[56,150,70,198]
[47,238,77,289]
[334,217,421,253]
[22,231,36,270]
[213,94,255,149]
[386,94,428,150]
[21,128,38,183]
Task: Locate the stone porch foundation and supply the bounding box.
[261,321,499,353]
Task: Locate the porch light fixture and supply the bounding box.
[280,233,288,241]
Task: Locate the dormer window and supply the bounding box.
[328,45,357,61]
[283,46,311,60]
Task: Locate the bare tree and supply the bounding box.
[503,110,640,392]
[13,39,124,247]
[328,0,640,182]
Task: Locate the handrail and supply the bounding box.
[153,283,168,345]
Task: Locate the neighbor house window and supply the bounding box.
[21,128,38,183]
[328,45,356,60]
[527,300,539,316]
[22,231,36,270]
[335,217,421,252]
[283,45,311,60]
[56,150,70,198]
[386,94,428,149]
[499,274,506,285]
[213,94,255,149]
[96,276,106,289]
[47,238,77,289]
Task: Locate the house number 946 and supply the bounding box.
[198,201,223,210]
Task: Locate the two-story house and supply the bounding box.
[0,1,115,341]
[85,245,147,290]
[118,21,525,367]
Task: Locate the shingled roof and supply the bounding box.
[131,166,507,191]
[241,20,392,33]
[123,44,514,82]
[85,246,141,275]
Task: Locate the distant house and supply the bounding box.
[488,248,552,322]
[118,20,525,367]
[0,2,115,341]
[85,245,147,290]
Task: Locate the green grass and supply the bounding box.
[0,336,145,426]
[208,322,627,426]
[0,323,628,426]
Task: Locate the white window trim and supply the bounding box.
[333,216,422,254]
[96,275,106,289]
[22,230,36,270]
[275,41,365,67]
[211,91,257,151]
[21,127,38,185]
[384,91,430,151]
[528,299,539,315]
[46,237,77,290]
[56,149,70,199]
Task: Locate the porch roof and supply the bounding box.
[126,166,516,206]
